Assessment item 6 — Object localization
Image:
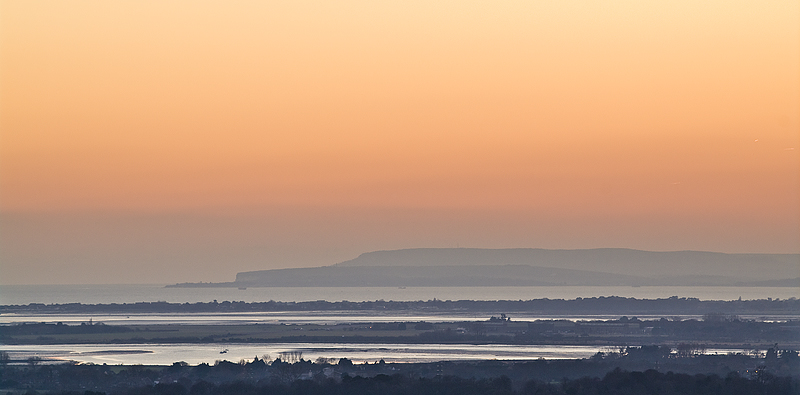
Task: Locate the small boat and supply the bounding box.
[220,349,229,354]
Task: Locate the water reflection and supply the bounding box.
[1,343,750,366]
[0,343,609,365]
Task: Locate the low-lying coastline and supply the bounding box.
[3,296,798,394]
[3,296,798,316]
[3,316,798,349]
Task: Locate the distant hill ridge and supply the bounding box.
[333,248,799,280]
[169,248,799,288]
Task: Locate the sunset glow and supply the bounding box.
[1,0,798,284]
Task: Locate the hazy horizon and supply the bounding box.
[2,1,798,285]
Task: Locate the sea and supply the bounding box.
[1,284,796,365]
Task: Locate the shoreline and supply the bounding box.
[3,297,798,316]
[3,318,798,348]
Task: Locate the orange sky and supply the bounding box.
[1,0,798,284]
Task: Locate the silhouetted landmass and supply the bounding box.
[0,321,133,337]
[3,316,799,347]
[169,248,800,287]
[745,278,800,287]
[4,296,798,315]
[336,248,798,277]
[2,350,798,394]
[234,264,648,286]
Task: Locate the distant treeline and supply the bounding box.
[4,317,798,346]
[3,296,798,315]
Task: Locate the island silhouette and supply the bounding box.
[168,248,799,288]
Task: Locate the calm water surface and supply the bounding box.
[0,343,750,365]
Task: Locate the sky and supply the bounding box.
[1,0,798,285]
